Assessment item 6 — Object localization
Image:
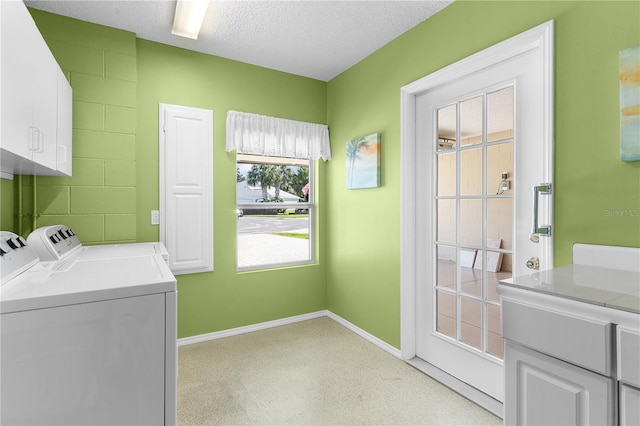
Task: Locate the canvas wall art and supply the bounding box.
[620,45,640,162]
[346,133,381,189]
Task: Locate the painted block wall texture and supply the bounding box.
[26,9,137,243]
[326,1,640,348]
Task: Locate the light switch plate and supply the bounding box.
[151,210,160,225]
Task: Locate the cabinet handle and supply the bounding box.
[57,145,67,163]
[28,127,45,154]
[29,127,39,152]
[37,128,45,153]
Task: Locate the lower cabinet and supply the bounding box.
[505,342,615,426]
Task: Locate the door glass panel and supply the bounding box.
[436,290,457,339]
[460,297,482,350]
[437,104,456,151]
[436,245,456,289]
[487,303,503,357]
[460,199,481,247]
[487,273,502,303]
[487,86,514,142]
[460,148,482,195]
[433,86,514,362]
[487,198,512,249]
[460,259,482,297]
[437,152,456,196]
[460,96,482,146]
[437,200,456,244]
[488,143,513,195]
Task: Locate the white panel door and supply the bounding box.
[160,104,213,274]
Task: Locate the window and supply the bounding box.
[236,154,314,270]
[226,110,330,271]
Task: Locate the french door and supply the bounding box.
[401,21,554,404]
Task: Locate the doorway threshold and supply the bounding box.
[407,357,503,419]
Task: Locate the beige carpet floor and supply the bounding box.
[178,317,502,425]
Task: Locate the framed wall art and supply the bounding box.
[620,45,640,162]
[346,133,381,189]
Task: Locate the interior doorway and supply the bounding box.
[400,21,554,413]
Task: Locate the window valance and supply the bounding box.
[226,111,331,161]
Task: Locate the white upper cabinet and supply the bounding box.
[0,0,72,179]
[56,67,73,176]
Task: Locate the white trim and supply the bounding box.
[400,19,554,362]
[325,311,402,359]
[177,310,402,360]
[178,311,327,346]
[407,357,503,418]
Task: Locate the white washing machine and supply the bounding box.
[0,231,177,425]
[27,224,169,262]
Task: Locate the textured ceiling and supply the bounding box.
[24,0,453,81]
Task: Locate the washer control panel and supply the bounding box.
[0,231,39,285]
[27,225,82,261]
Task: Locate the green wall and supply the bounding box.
[1,1,637,348]
[325,0,640,348]
[136,39,328,337]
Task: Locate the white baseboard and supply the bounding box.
[325,311,402,359]
[177,310,327,346]
[177,310,401,360]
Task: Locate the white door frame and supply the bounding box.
[400,21,554,360]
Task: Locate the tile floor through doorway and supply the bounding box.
[436,259,511,358]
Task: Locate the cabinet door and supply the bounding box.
[56,67,73,176]
[30,28,58,170]
[505,342,615,426]
[620,384,640,426]
[0,1,36,160]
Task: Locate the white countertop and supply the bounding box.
[499,264,640,314]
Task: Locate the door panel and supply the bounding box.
[414,45,553,402]
[160,104,214,275]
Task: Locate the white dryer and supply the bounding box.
[27,224,169,262]
[0,231,177,425]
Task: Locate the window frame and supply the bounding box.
[236,154,316,272]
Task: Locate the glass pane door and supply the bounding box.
[434,86,514,360]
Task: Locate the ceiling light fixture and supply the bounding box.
[171,0,210,40]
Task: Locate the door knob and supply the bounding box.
[526,256,540,270]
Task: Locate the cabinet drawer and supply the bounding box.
[502,300,613,375]
[618,327,640,387]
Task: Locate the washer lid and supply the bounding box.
[0,254,176,314]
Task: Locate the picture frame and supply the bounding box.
[346,133,381,189]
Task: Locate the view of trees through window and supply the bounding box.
[237,164,308,203]
[236,155,313,270]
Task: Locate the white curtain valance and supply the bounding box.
[225,111,331,161]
